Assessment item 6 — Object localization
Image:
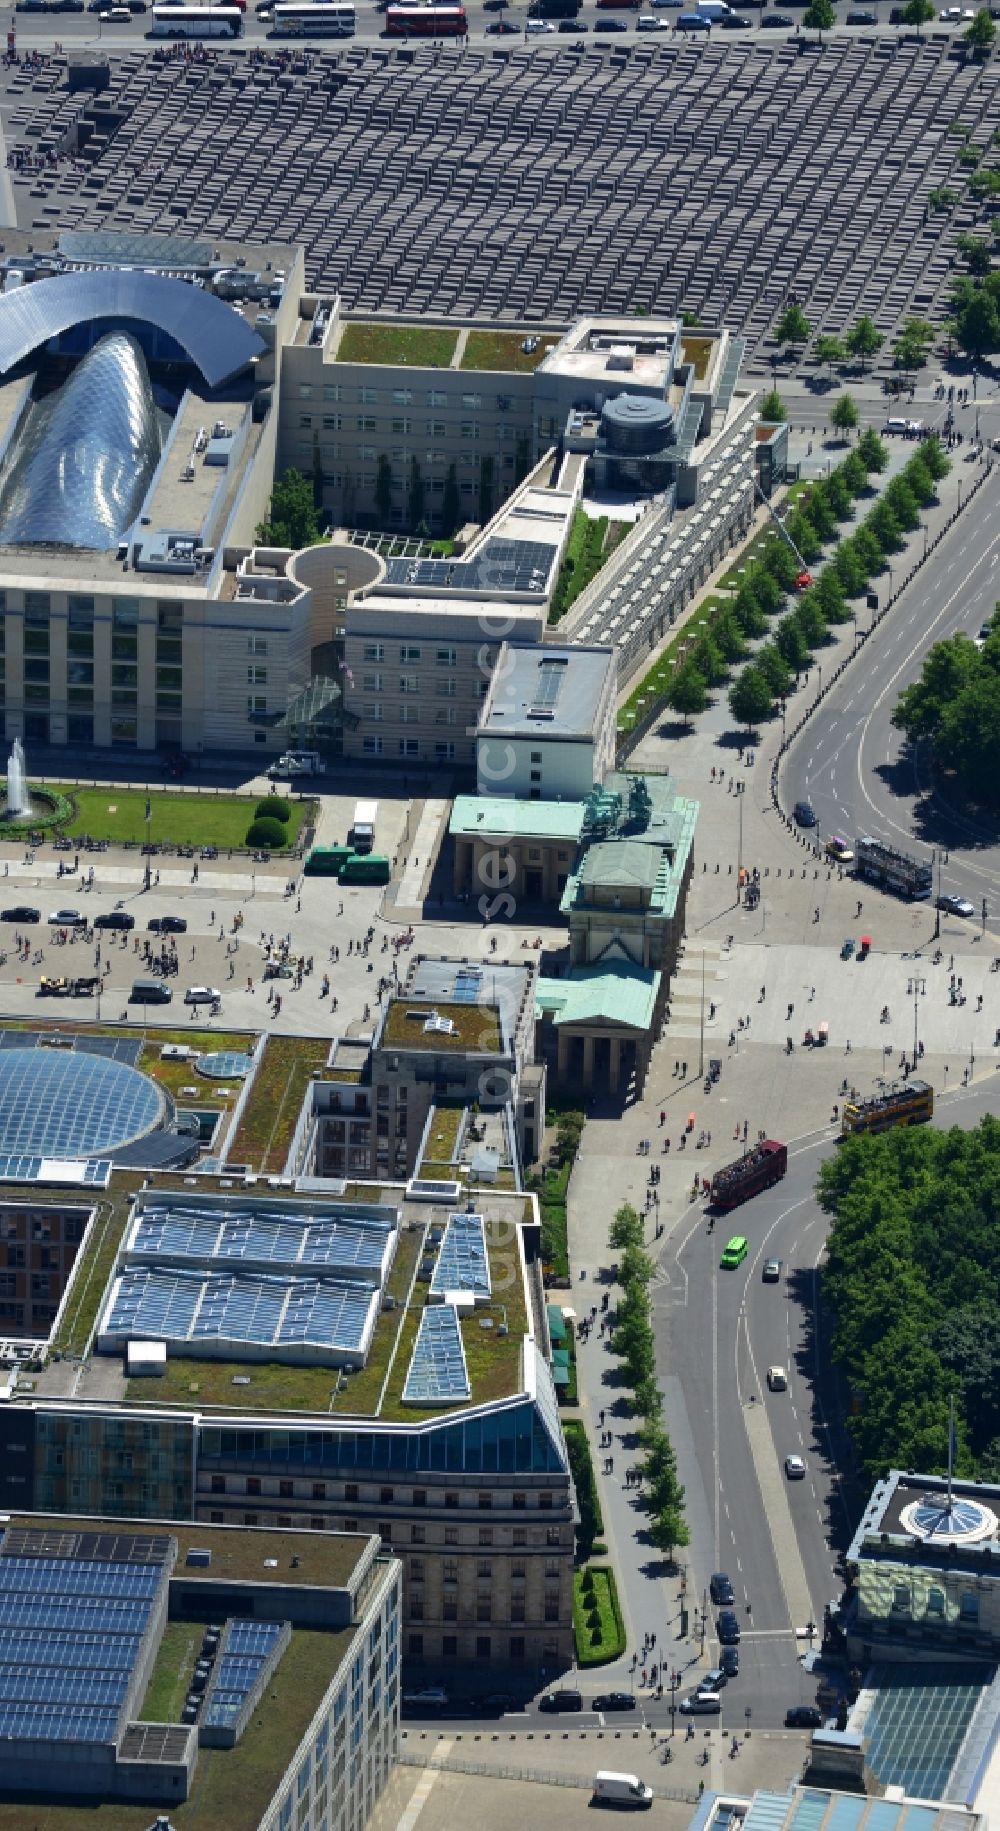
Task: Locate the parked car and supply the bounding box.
[937,893,974,918]
[525,16,555,27]
[486,15,518,22]
[593,1691,636,1712]
[698,1669,727,1692]
[0,906,40,923]
[94,911,135,931]
[594,17,628,25]
[402,1687,449,1710]
[148,914,187,933]
[845,7,876,18]
[717,1609,741,1644]
[539,1689,583,1712]
[786,1705,823,1729]
[720,1646,740,1677]
[676,10,712,24]
[709,1572,735,1605]
[718,12,752,22]
[785,1454,807,1480]
[760,11,793,21]
[48,909,86,927]
[681,1691,722,1714]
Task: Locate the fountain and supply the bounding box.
[6,738,26,819]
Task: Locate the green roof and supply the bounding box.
[450,795,586,844]
[579,840,662,890]
[536,962,661,1032]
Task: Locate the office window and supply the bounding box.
[411,1525,425,1545]
[429,421,446,438]
[460,424,477,441]
[436,648,457,666]
[478,1528,493,1547]
[323,384,341,403]
[247,666,267,686]
[399,647,421,663]
[363,674,382,692]
[960,1592,980,1623]
[926,1587,946,1617]
[462,393,482,410]
[428,391,447,408]
[363,644,385,662]
[360,388,378,405]
[399,739,419,759]
[435,680,457,699]
[356,417,376,433]
[363,737,383,757]
[478,1494,492,1510]
[248,636,268,656]
[444,1527,458,1545]
[299,414,313,430]
[398,676,419,694]
[513,1528,527,1547]
[392,388,413,406]
[434,742,455,762]
[477,1560,492,1578]
[391,419,410,436]
[24,592,50,621]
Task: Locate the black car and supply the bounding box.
[558,16,588,24]
[717,1609,742,1645]
[94,911,135,931]
[845,7,876,18]
[593,1691,636,1712]
[709,1572,735,1605]
[0,906,40,923]
[793,799,817,827]
[594,16,628,24]
[718,11,752,21]
[539,1689,583,1712]
[786,1705,823,1729]
[486,21,519,29]
[720,1646,740,1677]
[148,914,188,933]
[760,11,793,20]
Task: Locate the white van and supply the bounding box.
[885,417,909,434]
[680,1690,722,1714]
[593,1772,654,1809]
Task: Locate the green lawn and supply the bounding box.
[55,1193,133,1358]
[573,1566,626,1667]
[227,1035,331,1171]
[461,329,551,373]
[38,785,309,850]
[138,1621,201,1722]
[337,321,457,368]
[139,1030,253,1110]
[618,594,731,732]
[128,1356,341,1413]
[548,509,620,625]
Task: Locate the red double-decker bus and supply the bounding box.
[385,2,467,29]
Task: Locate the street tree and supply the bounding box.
[713,608,749,664]
[919,434,951,482]
[776,614,810,670]
[692,632,727,687]
[816,569,848,621]
[900,0,935,31]
[773,303,811,352]
[813,333,846,379]
[729,665,774,729]
[869,501,904,552]
[965,8,997,51]
[733,584,768,638]
[858,427,889,473]
[760,387,787,422]
[795,592,828,647]
[610,1205,644,1251]
[834,543,867,596]
[802,0,834,34]
[668,664,709,726]
[852,524,885,575]
[830,393,860,437]
[892,633,982,739]
[750,564,784,615]
[801,487,837,543]
[842,451,869,496]
[648,1504,690,1564]
[762,536,800,591]
[785,512,822,564]
[844,315,884,371]
[825,470,854,520]
[885,476,921,531]
[756,643,792,696]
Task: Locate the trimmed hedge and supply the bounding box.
[245,816,287,849]
[254,796,292,823]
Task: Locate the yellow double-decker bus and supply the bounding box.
[841,1079,934,1137]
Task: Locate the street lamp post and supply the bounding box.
[669,1669,680,1737]
[143,791,151,892]
[908,976,926,1071]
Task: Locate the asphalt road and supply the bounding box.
[649,1072,1000,1733]
[0,4,984,52]
[782,457,1000,909]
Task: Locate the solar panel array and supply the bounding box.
[0,1154,111,1187]
[103,1266,377,1358]
[430,1213,490,1302]
[0,1541,166,1746]
[402,1302,470,1405]
[130,1200,393,1283]
[203,1619,287,1731]
[383,537,556,597]
[0,1047,164,1158]
[452,967,484,1003]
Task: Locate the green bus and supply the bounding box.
[340,853,391,886]
[304,846,352,878]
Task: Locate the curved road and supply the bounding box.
[782,459,1000,909]
[658,1075,1000,1726]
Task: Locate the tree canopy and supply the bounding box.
[774,303,811,349]
[256,468,322,549]
[830,393,860,435]
[760,387,788,423]
[845,316,884,369]
[818,1118,1000,1476]
[892,609,1000,801]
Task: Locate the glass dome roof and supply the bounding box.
[0,1046,166,1158]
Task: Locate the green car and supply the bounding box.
[720,1235,748,1269]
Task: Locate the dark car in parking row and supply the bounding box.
[539,1688,583,1712]
[0,906,40,924]
[786,1705,823,1729]
[709,1572,735,1605]
[94,911,135,931]
[148,915,188,933]
[717,1609,742,1645]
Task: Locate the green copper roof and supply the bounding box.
[536,961,661,1031]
